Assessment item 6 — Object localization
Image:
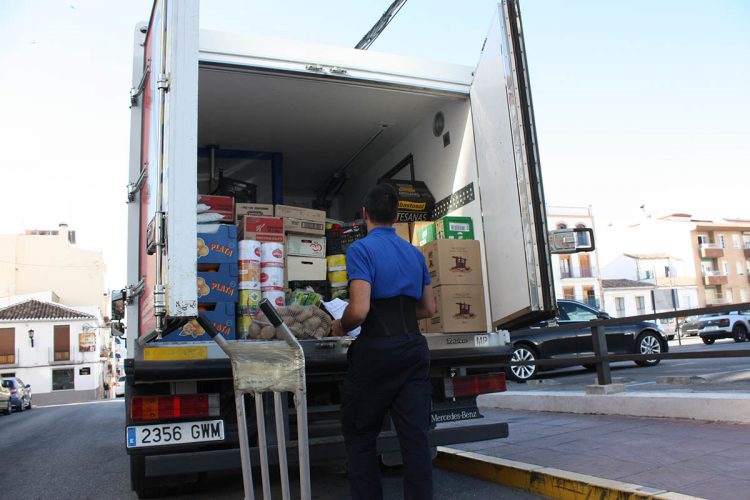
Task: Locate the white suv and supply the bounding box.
[698,311,750,344]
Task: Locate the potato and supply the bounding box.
[260,325,276,340]
[298,307,314,322]
[304,315,322,331]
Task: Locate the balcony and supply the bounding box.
[559,267,598,279]
[699,243,724,258]
[706,294,731,305]
[582,298,601,309]
[703,270,728,286]
[0,349,18,367]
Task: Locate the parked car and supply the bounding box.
[1,377,32,411]
[0,383,11,415]
[679,315,702,337]
[698,311,750,344]
[114,376,126,397]
[507,299,669,381]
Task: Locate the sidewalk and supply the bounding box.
[442,407,750,500]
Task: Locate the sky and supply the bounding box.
[0,0,748,292]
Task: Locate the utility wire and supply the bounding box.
[355,0,408,50]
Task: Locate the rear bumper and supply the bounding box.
[135,421,508,477]
[699,329,731,339]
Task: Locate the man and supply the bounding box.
[332,183,437,500]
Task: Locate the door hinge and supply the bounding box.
[127,167,148,203]
[130,63,151,107]
[125,278,146,304]
[157,73,170,91]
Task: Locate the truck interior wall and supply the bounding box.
[342,99,493,331]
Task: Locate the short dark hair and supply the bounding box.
[363,184,398,224]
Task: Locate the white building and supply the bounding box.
[0,297,108,405]
[601,279,654,317]
[547,206,602,309]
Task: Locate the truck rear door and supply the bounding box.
[471,0,556,331]
[137,0,199,337]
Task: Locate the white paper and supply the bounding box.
[322,298,360,337]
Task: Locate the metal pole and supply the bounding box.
[255,393,272,500]
[591,325,612,385]
[235,393,255,500]
[274,392,291,500]
[295,389,312,500]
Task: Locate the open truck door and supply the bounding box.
[133,0,199,342]
[471,0,556,330]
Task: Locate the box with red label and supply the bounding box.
[197,194,234,223]
[197,224,237,264]
[286,234,326,258]
[239,216,285,243]
[161,302,236,341]
[197,263,239,303]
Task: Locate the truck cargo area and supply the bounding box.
[197,64,469,217]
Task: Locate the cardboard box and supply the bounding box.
[162,302,236,341]
[275,205,326,235]
[416,223,436,246]
[436,216,474,240]
[197,264,238,303]
[410,221,433,246]
[197,224,237,264]
[286,234,326,258]
[287,256,327,281]
[422,239,482,287]
[424,285,486,333]
[239,216,285,243]
[394,223,410,242]
[197,194,234,223]
[235,203,274,225]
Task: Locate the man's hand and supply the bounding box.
[330,319,345,337]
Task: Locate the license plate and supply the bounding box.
[704,326,718,331]
[126,420,224,448]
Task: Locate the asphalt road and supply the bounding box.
[510,336,750,392]
[0,400,539,500]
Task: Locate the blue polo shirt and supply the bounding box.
[345,226,431,300]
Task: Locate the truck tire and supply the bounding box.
[732,324,748,343]
[130,455,166,499]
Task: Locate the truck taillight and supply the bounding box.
[130,394,220,423]
[444,373,506,398]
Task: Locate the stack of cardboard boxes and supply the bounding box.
[415,216,486,333]
[276,205,327,283]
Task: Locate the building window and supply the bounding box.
[52,369,74,391]
[697,235,708,245]
[635,296,646,315]
[737,262,744,276]
[741,289,749,303]
[722,261,729,275]
[718,234,726,248]
[562,287,575,300]
[0,328,14,365]
[575,224,589,247]
[664,266,671,277]
[560,256,571,279]
[733,234,741,249]
[615,297,625,317]
[54,325,70,361]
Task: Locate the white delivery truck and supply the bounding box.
[116,0,588,497]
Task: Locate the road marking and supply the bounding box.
[36,399,124,409]
[627,381,657,387]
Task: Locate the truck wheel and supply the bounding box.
[732,324,748,343]
[635,331,662,367]
[702,337,715,345]
[506,344,538,382]
[130,455,166,499]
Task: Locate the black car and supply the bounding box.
[2,377,32,411]
[507,300,669,381]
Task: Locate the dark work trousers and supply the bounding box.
[341,334,433,500]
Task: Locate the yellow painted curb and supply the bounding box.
[434,447,705,500]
